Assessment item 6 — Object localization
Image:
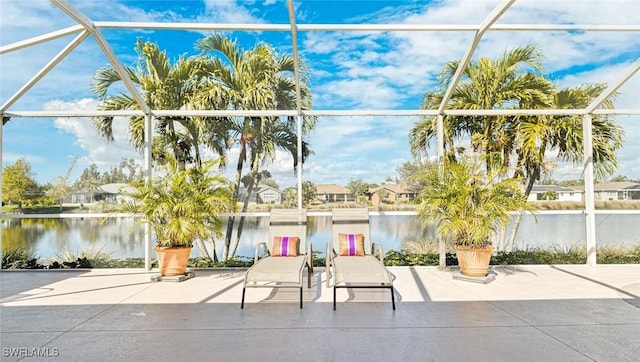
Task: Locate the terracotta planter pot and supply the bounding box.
[454,245,493,277]
[154,246,192,276]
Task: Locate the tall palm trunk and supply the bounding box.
[166,120,185,170]
[497,224,507,252]
[229,170,257,258]
[195,238,212,260]
[222,140,247,260]
[507,168,538,251]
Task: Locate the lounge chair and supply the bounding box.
[241,208,312,309]
[326,208,395,310]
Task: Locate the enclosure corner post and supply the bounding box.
[144,114,153,271]
[437,114,446,270]
[582,114,597,266]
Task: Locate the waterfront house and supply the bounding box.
[316,184,353,203]
[527,185,583,202]
[369,184,418,205]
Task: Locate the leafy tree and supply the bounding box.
[282,181,316,208]
[47,156,78,210]
[610,175,629,182]
[260,177,279,189]
[560,179,584,187]
[100,158,144,184]
[347,177,369,200]
[384,175,398,183]
[301,181,317,205]
[2,158,41,211]
[396,159,439,190]
[73,164,102,202]
[281,187,297,208]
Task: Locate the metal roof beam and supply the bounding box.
[286,0,303,115]
[1,31,90,113]
[0,25,84,55]
[92,21,640,33]
[436,0,516,114]
[6,108,640,119]
[585,58,640,114]
[50,0,151,115]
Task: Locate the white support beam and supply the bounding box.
[1,31,90,112]
[286,0,303,115]
[489,24,640,32]
[437,0,516,114]
[436,114,446,270]
[0,25,84,55]
[96,21,291,31]
[0,115,4,222]
[5,107,640,119]
[582,114,597,266]
[585,58,640,114]
[286,1,305,211]
[592,109,640,115]
[92,21,640,33]
[296,115,303,209]
[4,110,145,118]
[296,23,640,32]
[438,0,515,114]
[51,0,151,115]
[155,109,297,117]
[144,114,153,271]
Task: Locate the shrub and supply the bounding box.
[51,246,114,268]
[2,247,44,269]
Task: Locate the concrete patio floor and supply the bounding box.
[1,265,639,361]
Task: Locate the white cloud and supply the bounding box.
[45,98,142,176]
[202,0,265,23]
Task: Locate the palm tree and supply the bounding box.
[505,83,624,251]
[121,157,233,248]
[91,39,231,259]
[410,45,624,252]
[410,44,554,171]
[121,156,233,275]
[414,155,533,247]
[91,39,229,169]
[541,189,558,201]
[515,83,624,195]
[195,33,316,261]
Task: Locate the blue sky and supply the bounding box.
[1,0,639,188]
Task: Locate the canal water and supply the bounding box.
[2,212,639,262]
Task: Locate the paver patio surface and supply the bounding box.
[1,265,639,361]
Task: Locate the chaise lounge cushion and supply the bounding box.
[272,236,300,256]
[339,233,365,256]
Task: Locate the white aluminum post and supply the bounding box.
[582,114,597,265]
[0,115,3,249]
[144,114,153,270]
[286,0,304,210]
[437,114,446,269]
[296,115,303,209]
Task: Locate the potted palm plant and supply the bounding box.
[414,155,534,277]
[123,157,234,276]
